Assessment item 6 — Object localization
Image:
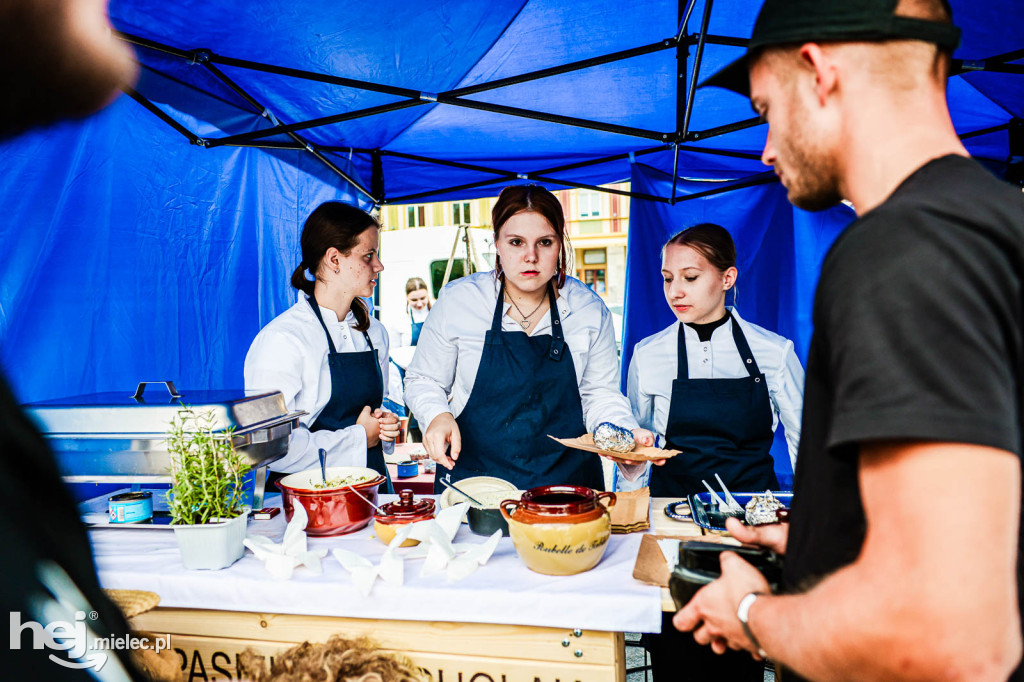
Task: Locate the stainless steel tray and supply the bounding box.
[24,381,304,481]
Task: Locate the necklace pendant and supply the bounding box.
[520,319,530,328]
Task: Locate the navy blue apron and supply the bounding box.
[652,319,778,498]
[307,296,393,494]
[409,311,424,346]
[435,281,603,493]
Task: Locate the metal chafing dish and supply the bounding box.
[23,381,304,508]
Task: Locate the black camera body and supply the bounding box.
[668,541,784,609]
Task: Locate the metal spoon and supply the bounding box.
[714,473,744,513]
[318,448,328,486]
[439,477,486,507]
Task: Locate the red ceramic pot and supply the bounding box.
[276,466,386,536]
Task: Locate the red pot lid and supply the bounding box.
[375,489,435,523]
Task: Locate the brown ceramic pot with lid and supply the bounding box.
[500,485,616,575]
[373,489,436,546]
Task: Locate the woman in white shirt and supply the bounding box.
[244,202,400,481]
[404,185,653,492]
[625,223,804,682]
[386,278,432,428]
[622,223,803,497]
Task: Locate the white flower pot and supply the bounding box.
[172,510,249,570]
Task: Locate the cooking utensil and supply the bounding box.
[501,485,616,576]
[374,489,436,546]
[714,473,744,513]
[701,479,731,512]
[276,467,386,536]
[439,477,487,507]
[318,448,328,486]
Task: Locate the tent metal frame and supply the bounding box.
[116,4,1022,206]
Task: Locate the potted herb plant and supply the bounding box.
[166,406,251,570]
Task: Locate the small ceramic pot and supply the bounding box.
[373,489,436,546]
[501,485,616,576]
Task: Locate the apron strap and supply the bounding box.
[546,284,565,361]
[490,278,506,333]
[676,323,689,380]
[307,295,339,355]
[730,317,762,377]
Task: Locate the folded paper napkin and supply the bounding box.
[332,502,501,596]
[243,505,328,580]
[610,487,650,534]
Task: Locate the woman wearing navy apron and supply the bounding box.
[244,202,400,487]
[404,185,653,492]
[621,223,804,681]
[387,277,432,440]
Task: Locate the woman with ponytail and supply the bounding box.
[245,202,400,481]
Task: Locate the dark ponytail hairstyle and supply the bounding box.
[491,185,572,288]
[290,201,380,332]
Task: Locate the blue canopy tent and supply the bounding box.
[1,0,1020,478]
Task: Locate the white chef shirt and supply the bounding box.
[244,294,392,474]
[621,309,804,489]
[404,272,638,434]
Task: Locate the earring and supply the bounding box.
[334,269,339,275]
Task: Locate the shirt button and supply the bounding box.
[703,347,709,353]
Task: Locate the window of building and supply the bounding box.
[452,201,471,225]
[580,268,606,295]
[407,205,426,228]
[582,248,606,265]
[578,190,602,218]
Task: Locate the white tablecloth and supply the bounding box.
[90,494,662,633]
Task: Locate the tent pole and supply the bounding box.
[197,58,377,203]
[206,100,425,148]
[673,0,707,203]
[446,40,676,98]
[123,88,200,145]
[673,171,777,202]
[687,116,762,142]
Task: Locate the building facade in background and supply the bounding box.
[379,183,630,313]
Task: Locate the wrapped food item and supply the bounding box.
[744,490,788,526]
[592,422,635,453]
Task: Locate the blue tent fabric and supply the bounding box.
[623,163,855,486]
[0,0,1019,406]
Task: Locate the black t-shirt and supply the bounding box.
[784,155,1024,679]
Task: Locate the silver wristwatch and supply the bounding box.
[736,591,768,658]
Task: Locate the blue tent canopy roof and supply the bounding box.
[110,0,1023,206]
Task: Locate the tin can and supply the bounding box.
[396,461,419,478]
[108,491,153,524]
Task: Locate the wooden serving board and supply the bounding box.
[549,434,680,461]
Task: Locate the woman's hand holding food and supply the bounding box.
[356,405,381,447]
[424,412,461,470]
[376,409,401,442]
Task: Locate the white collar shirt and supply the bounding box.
[622,309,804,488]
[243,294,392,474]
[403,272,638,434]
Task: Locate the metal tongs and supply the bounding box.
[702,474,744,514]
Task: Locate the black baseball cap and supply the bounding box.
[701,0,961,95]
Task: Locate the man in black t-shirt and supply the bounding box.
[674,0,1024,680]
